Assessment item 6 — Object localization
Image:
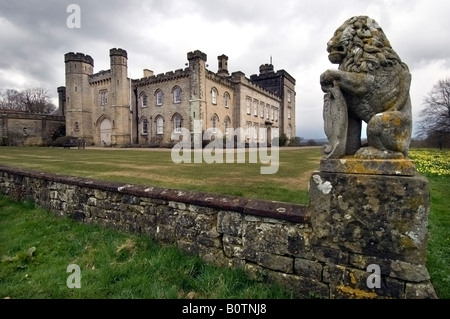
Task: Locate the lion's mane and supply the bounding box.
[336,16,403,73]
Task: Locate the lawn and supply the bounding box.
[0,146,322,205]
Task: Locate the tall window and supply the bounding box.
[140,92,147,108]
[156,116,164,134]
[212,114,219,133]
[260,102,264,118]
[173,114,182,133]
[173,86,181,104]
[156,90,163,106]
[100,90,107,106]
[224,92,230,108]
[288,109,291,119]
[253,100,258,117]
[142,118,148,134]
[211,88,218,105]
[246,98,251,114]
[224,117,231,135]
[275,108,279,122]
[287,124,292,139]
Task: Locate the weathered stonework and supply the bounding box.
[0,165,437,299]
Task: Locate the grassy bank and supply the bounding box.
[0,195,293,299]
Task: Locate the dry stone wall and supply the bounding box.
[0,165,437,299]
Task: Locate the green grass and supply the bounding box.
[0,195,294,299]
[0,146,321,204]
[409,149,450,299]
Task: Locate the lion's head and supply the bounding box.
[326,16,403,73]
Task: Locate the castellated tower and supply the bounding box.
[187,50,207,146]
[64,52,94,143]
[109,48,131,145]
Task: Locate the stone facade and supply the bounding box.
[0,111,65,146]
[0,165,437,299]
[60,48,296,146]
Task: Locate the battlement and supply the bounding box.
[135,68,189,87]
[187,50,207,61]
[110,48,128,58]
[64,52,94,66]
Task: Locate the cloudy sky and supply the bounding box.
[1,0,449,139]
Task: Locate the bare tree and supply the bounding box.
[416,79,450,148]
[0,88,56,114]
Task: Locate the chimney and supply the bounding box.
[217,54,229,77]
[143,69,153,77]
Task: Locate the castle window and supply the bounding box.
[142,118,148,135]
[287,124,292,139]
[275,108,279,122]
[173,86,181,104]
[287,91,291,103]
[271,107,274,120]
[173,114,182,134]
[260,102,264,118]
[156,90,164,106]
[156,116,164,134]
[246,98,251,115]
[288,109,291,119]
[212,114,219,134]
[140,92,147,108]
[224,116,231,135]
[253,122,258,141]
[211,88,218,105]
[266,104,270,119]
[74,121,80,131]
[100,90,107,106]
[224,92,230,108]
[253,100,258,117]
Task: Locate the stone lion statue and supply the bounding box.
[320,16,412,159]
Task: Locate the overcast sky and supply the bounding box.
[1,0,449,139]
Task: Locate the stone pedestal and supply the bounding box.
[308,158,437,298]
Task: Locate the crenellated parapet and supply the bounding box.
[135,68,189,87]
[64,52,94,66]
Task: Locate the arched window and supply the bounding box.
[156,116,164,134]
[224,116,231,135]
[155,90,164,106]
[224,92,230,108]
[211,88,218,105]
[173,86,181,104]
[74,121,79,131]
[142,118,148,135]
[212,114,219,133]
[140,92,147,108]
[173,113,182,133]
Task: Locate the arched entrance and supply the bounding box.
[100,118,112,146]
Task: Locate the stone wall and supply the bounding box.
[0,112,65,146]
[0,165,437,299]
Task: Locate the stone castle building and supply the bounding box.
[58,48,296,146]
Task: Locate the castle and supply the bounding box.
[58,48,296,146]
